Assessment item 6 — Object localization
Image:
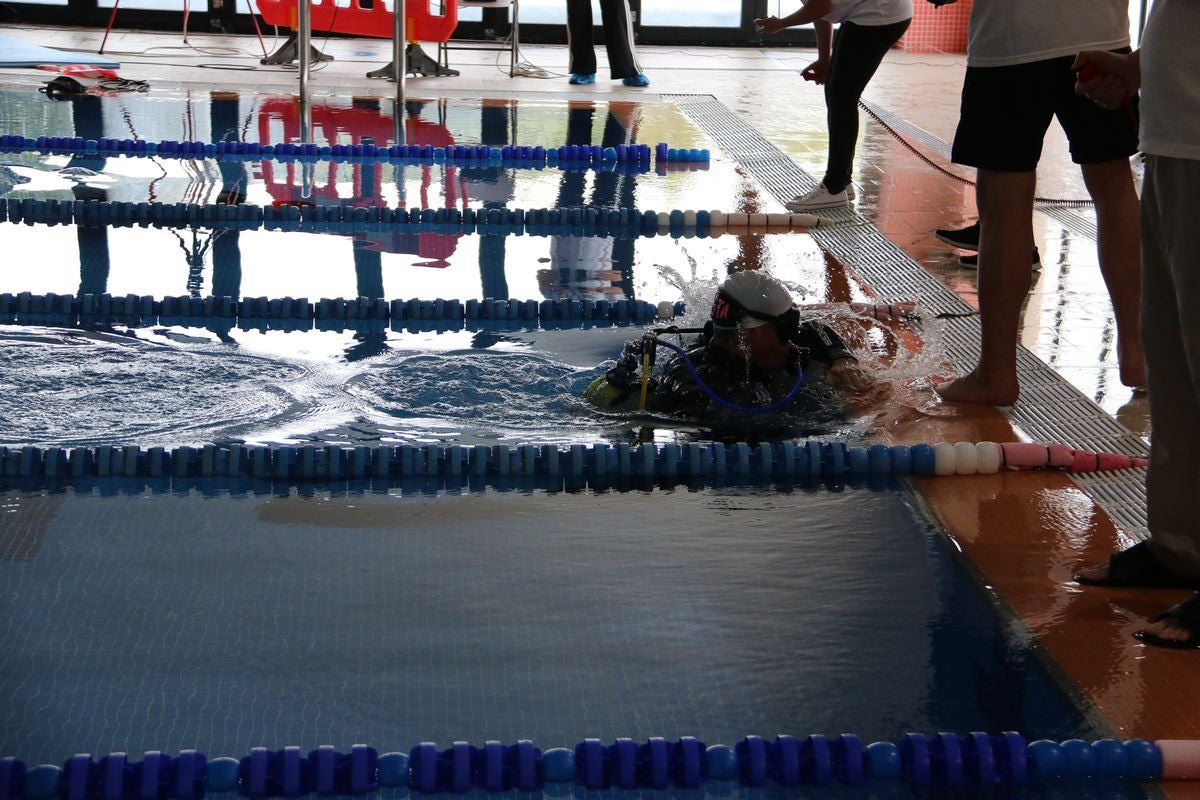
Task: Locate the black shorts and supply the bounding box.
[951,52,1139,172]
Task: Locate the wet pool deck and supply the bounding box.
[2,24,1198,796]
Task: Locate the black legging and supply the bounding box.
[822,17,910,193]
[566,0,642,79]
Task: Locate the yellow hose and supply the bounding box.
[638,350,651,411]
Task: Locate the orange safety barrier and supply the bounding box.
[257,0,457,43]
[254,97,463,264]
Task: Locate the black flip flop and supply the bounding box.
[1074,541,1200,589]
[1135,593,1200,650]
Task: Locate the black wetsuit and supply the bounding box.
[650,320,854,418]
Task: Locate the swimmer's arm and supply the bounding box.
[794,320,855,366]
[827,357,873,392]
[796,322,875,392]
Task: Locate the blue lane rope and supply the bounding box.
[0,134,711,168]
[0,734,1171,799]
[653,337,806,415]
[0,440,1143,488]
[0,293,919,333]
[0,198,812,238]
[0,291,674,330]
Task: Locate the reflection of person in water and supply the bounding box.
[586,270,874,418]
[461,100,517,300]
[538,101,638,302]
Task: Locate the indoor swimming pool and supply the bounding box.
[0,85,1154,800]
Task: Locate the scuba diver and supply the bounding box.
[585,270,874,418]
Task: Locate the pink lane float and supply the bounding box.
[928,441,1147,476]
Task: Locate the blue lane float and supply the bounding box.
[0,199,819,238]
[0,440,1146,487]
[0,291,676,331]
[0,134,709,171]
[0,735,1182,799]
[0,292,920,334]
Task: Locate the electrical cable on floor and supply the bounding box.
[857,98,1097,207]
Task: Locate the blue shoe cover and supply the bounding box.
[622,73,650,87]
[569,73,596,85]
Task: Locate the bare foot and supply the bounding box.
[1137,616,1195,646]
[934,369,1019,406]
[1074,563,1109,583]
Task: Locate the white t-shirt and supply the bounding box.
[802,0,912,27]
[967,0,1129,68]
[1139,0,1200,161]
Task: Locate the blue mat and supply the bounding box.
[0,35,119,68]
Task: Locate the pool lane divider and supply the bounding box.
[0,135,711,170]
[0,441,1146,485]
[1,293,919,332]
[0,292,671,329]
[0,198,828,237]
[2,735,1196,796]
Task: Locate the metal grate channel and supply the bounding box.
[1034,203,1099,240]
[669,93,1149,538]
[859,99,954,159]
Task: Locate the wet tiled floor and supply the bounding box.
[2,23,1197,798]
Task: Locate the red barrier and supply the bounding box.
[254,97,463,263]
[257,0,457,43]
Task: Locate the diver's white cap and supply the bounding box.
[712,270,794,329]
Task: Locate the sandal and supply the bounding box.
[1074,541,1200,589]
[1135,593,1200,650]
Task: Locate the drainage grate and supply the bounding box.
[670,93,1149,538]
[1034,203,1099,240]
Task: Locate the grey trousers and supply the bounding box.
[1142,154,1200,578]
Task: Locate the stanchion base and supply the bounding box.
[260,33,335,65]
[367,43,459,78]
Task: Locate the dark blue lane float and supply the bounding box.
[0,293,916,335]
[0,199,815,239]
[0,134,710,170]
[0,441,1145,488]
[0,735,1184,799]
[0,291,673,331]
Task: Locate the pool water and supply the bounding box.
[0,90,833,307]
[0,89,944,449]
[0,86,1137,799]
[0,485,1107,767]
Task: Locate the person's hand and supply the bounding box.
[1072,50,1139,109]
[828,357,872,392]
[801,58,830,84]
[754,15,786,34]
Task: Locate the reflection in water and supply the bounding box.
[540,101,639,302]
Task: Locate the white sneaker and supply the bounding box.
[786,184,849,212]
[845,183,856,201]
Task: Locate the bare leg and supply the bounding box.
[937,169,1036,405]
[1081,158,1146,389]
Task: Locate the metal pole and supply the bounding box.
[299,98,314,199]
[298,0,312,100]
[393,0,406,101]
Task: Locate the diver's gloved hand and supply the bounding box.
[827,357,873,393]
